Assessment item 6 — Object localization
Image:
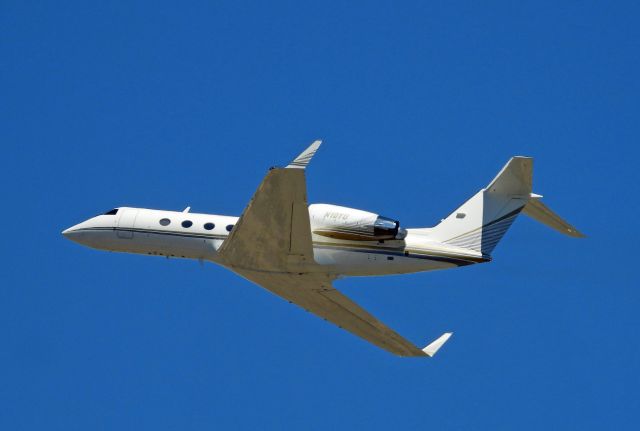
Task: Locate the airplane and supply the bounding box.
[62,140,584,357]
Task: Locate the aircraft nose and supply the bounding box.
[62,224,84,243]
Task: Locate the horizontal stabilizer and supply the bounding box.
[523,195,585,237]
[422,332,453,357]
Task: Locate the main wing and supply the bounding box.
[218,141,451,357]
[217,141,321,271]
[233,269,451,357]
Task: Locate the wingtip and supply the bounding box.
[422,332,453,357]
[567,228,587,238]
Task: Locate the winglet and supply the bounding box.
[286,140,322,169]
[422,332,453,357]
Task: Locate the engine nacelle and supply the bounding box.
[309,204,407,241]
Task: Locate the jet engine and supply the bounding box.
[309,204,407,241]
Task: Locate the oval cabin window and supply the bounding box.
[182,220,193,228]
[204,222,215,230]
[159,218,171,226]
[226,224,234,232]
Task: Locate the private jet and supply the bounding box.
[62,141,584,357]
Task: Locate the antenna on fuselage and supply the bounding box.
[182,206,191,213]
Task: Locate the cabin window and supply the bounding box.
[182,220,193,228]
[103,208,119,215]
[204,222,215,230]
[159,218,171,226]
[226,224,234,232]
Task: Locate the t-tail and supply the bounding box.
[426,157,584,257]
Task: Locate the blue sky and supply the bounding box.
[2,1,639,429]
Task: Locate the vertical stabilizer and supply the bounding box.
[429,157,532,256]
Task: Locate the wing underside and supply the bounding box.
[234,269,450,357]
[218,167,314,271]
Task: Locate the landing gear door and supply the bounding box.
[117,209,138,239]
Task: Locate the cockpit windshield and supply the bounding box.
[103,208,119,215]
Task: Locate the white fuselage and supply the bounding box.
[63,206,488,277]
